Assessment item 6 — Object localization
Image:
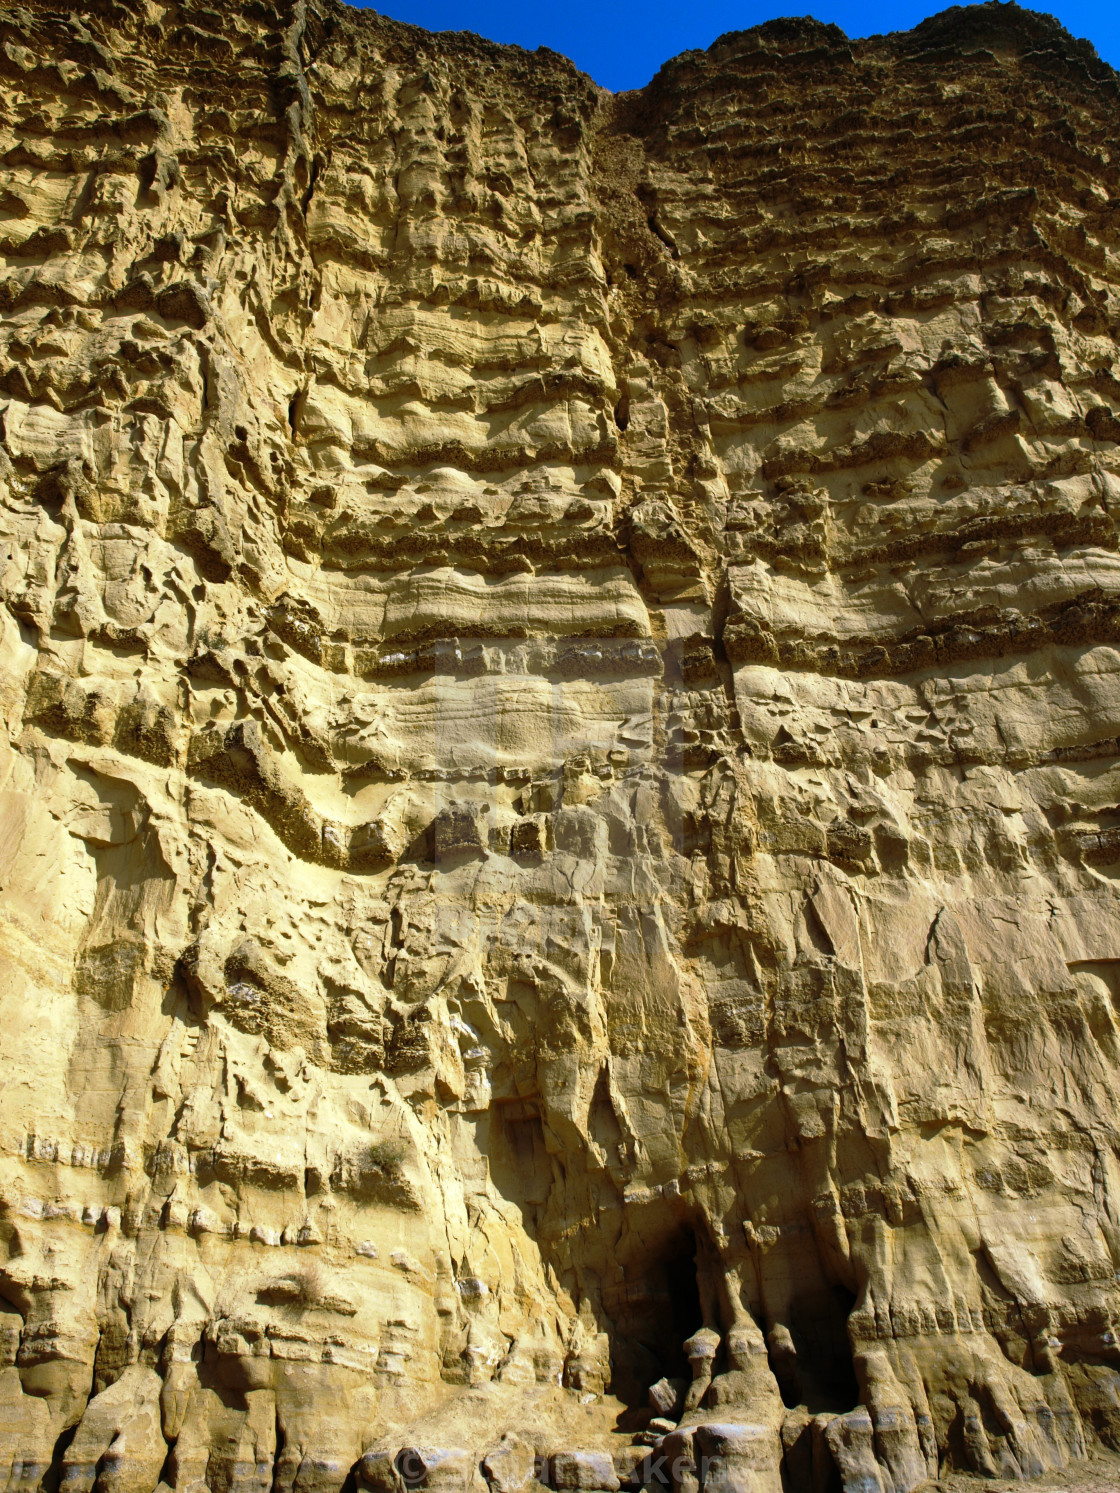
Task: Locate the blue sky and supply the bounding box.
[353,0,1119,91]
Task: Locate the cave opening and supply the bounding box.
[607,1225,705,1407]
[768,1282,860,1416]
[665,1233,703,1373]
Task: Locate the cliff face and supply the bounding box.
[2,2,1120,1490]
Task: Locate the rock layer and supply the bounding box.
[2,1,1120,1490]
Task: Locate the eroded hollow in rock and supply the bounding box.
[606,1225,704,1405]
[766,1283,860,1415]
[488,1099,553,1230]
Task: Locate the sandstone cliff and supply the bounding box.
[2,1,1120,1490]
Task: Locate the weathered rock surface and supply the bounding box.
[3,0,1120,1489]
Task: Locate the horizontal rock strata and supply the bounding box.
[2,1,1120,1490]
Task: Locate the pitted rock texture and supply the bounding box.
[3,2,1120,1491]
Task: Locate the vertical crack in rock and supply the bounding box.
[2,1,1120,1490]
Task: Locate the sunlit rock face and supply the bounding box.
[2,1,1120,1489]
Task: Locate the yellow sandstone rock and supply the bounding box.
[2,1,1120,1489]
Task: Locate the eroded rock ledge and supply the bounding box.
[3,1,1120,1490]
